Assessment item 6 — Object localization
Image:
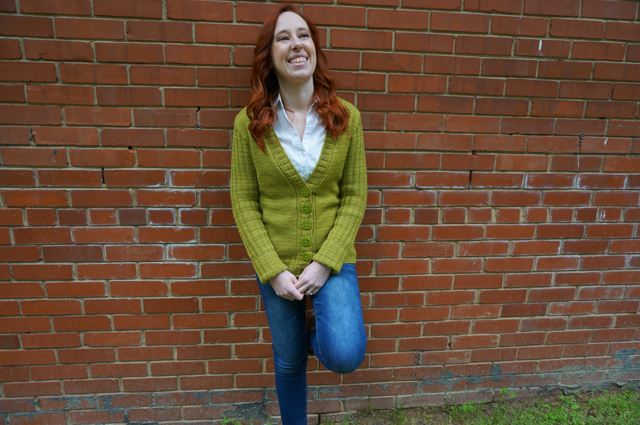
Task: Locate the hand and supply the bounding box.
[269,270,304,301]
[296,261,331,296]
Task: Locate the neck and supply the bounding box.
[277,78,314,112]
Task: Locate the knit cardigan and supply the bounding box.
[230,99,367,284]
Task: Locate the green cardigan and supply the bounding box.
[230,99,367,284]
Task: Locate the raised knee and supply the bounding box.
[325,345,366,374]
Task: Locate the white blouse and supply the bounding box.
[273,94,326,181]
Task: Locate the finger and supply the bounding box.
[294,277,308,291]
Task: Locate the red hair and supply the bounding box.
[246,4,350,151]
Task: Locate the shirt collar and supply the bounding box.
[274,92,317,113]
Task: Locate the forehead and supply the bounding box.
[273,11,309,34]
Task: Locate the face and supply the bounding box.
[270,11,317,86]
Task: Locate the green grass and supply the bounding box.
[217,389,640,424]
[321,388,640,425]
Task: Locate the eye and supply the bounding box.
[300,33,310,38]
[277,35,289,42]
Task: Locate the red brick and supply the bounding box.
[491,16,547,36]
[430,222,483,242]
[445,116,500,133]
[476,98,529,116]
[606,22,640,42]
[428,290,475,305]
[331,29,392,50]
[582,0,637,19]
[524,0,579,16]
[93,0,162,19]
[36,170,100,188]
[95,44,163,66]
[362,52,422,73]
[456,35,512,56]
[4,381,61,397]
[464,0,519,12]
[0,15,55,37]
[449,76,504,96]
[55,17,124,40]
[401,0,460,9]
[473,318,520,334]
[165,44,229,66]
[0,83,26,102]
[378,259,429,275]
[173,313,229,328]
[20,0,90,14]
[531,100,584,118]
[550,18,605,39]
[572,41,626,61]
[165,88,227,107]
[540,58,596,78]
[135,109,197,128]
[396,33,454,53]
[124,20,191,43]
[360,94,415,112]
[587,101,637,119]
[597,300,639,314]
[368,9,428,30]
[65,107,131,127]
[480,289,526,304]
[32,127,98,146]
[0,169,34,186]
[24,40,93,62]
[451,305,500,319]
[137,149,199,168]
[458,241,508,257]
[60,64,126,86]
[424,55,481,75]
[566,343,609,357]
[166,0,232,21]
[0,62,53,86]
[431,12,490,33]
[452,334,498,349]
[96,86,162,106]
[440,153,493,173]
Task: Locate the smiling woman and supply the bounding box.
[230,4,368,425]
[271,12,317,88]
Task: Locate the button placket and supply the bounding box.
[300,186,312,262]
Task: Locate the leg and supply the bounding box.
[309,263,367,374]
[257,277,308,425]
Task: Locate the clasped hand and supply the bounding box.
[269,261,331,301]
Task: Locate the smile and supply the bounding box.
[289,57,307,64]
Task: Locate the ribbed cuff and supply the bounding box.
[313,240,347,275]
[252,251,288,284]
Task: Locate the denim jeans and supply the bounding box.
[257,263,367,425]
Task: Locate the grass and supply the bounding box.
[321,387,640,425]
[217,388,640,425]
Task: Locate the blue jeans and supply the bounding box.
[257,263,367,425]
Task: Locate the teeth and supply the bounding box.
[289,57,307,64]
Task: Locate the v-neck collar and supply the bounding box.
[265,127,336,193]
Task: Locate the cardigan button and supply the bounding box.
[301,187,310,197]
[301,204,311,214]
[301,252,310,261]
[302,220,311,230]
[301,237,310,247]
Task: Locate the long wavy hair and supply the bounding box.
[246,4,350,151]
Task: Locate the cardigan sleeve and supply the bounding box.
[230,116,288,284]
[313,109,367,273]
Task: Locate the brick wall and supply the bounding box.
[1,0,639,423]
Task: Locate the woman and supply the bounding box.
[230,5,368,424]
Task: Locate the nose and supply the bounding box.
[291,36,302,50]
